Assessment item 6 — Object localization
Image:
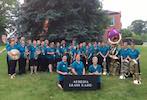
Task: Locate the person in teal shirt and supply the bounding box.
[55,42,62,64]
[128,42,141,84]
[57,55,69,89]
[6,37,19,79]
[98,42,109,75]
[29,40,40,74]
[71,54,85,75]
[18,40,28,75]
[39,41,48,71]
[45,42,55,73]
[119,42,130,79]
[89,56,102,89]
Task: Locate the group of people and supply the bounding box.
[3,36,141,89]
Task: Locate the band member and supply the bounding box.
[54,42,62,68]
[89,57,102,89]
[109,44,120,76]
[87,43,94,68]
[39,41,48,71]
[93,42,99,56]
[80,43,87,69]
[36,40,41,71]
[69,44,76,62]
[29,40,40,74]
[119,42,130,79]
[46,42,55,73]
[26,39,32,71]
[6,37,19,79]
[128,42,141,84]
[98,41,109,75]
[18,40,28,75]
[60,41,71,66]
[71,54,85,75]
[57,55,69,89]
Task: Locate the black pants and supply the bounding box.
[39,55,48,71]
[8,60,17,75]
[97,82,101,89]
[18,58,26,74]
[59,80,64,88]
[7,55,10,74]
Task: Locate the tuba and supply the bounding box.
[107,28,122,45]
[8,49,20,60]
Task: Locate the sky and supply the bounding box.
[19,0,147,28]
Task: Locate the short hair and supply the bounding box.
[92,56,98,61]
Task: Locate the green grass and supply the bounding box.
[0,46,147,100]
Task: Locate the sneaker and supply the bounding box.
[103,72,107,75]
[119,75,124,79]
[133,80,138,85]
[10,75,14,79]
[138,81,142,85]
[57,84,63,90]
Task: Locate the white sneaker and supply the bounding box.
[10,75,14,79]
[103,72,107,75]
[119,75,125,79]
[138,81,142,85]
[57,84,63,90]
[133,80,138,85]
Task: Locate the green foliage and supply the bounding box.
[0,0,17,34]
[128,20,147,35]
[120,28,133,38]
[18,0,109,39]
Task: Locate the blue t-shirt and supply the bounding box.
[99,46,109,56]
[70,47,76,57]
[55,47,62,58]
[29,45,38,59]
[57,61,68,81]
[119,48,130,59]
[40,46,46,56]
[17,44,27,58]
[128,49,140,59]
[88,64,102,83]
[60,46,68,54]
[94,46,99,55]
[6,44,19,61]
[71,61,84,75]
[45,47,55,59]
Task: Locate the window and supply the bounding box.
[110,16,115,26]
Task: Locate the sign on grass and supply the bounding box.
[63,75,101,91]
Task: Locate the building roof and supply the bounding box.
[104,10,121,15]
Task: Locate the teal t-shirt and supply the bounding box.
[99,46,109,56]
[128,49,140,59]
[89,64,102,83]
[17,43,27,58]
[57,61,68,81]
[119,48,130,59]
[6,44,19,61]
[29,45,39,59]
[71,61,84,75]
[45,47,55,59]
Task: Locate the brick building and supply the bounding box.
[104,10,122,39]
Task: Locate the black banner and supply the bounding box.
[63,75,101,91]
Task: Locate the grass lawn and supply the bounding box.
[0,46,147,100]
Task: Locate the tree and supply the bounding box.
[128,20,147,35]
[120,28,133,38]
[0,0,18,35]
[18,0,109,40]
